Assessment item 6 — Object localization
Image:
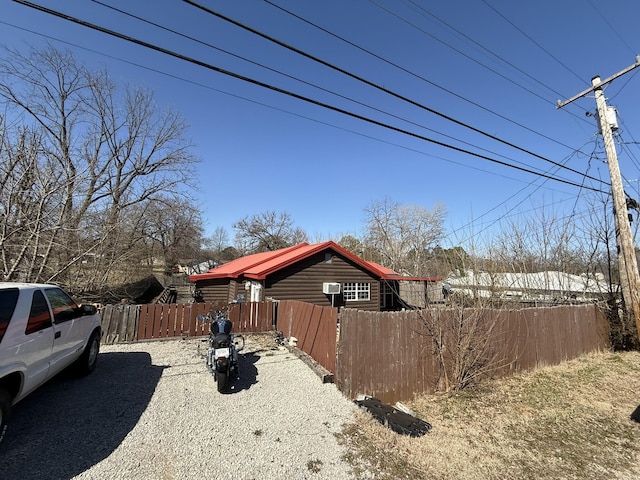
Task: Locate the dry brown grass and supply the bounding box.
[339,351,640,480]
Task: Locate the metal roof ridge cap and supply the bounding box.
[243,242,320,275]
[225,244,307,274]
[233,243,311,276]
[246,242,340,273]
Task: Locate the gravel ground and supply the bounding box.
[0,335,360,480]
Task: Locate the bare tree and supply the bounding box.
[0,124,70,281]
[204,226,230,255]
[419,301,512,392]
[200,226,241,263]
[576,195,638,350]
[477,204,617,308]
[233,210,307,253]
[0,45,198,290]
[363,197,446,276]
[429,245,470,278]
[139,197,203,270]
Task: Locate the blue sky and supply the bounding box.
[2,0,640,248]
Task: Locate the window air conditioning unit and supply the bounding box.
[322,282,341,295]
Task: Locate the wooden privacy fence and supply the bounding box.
[276,300,338,374]
[100,301,276,343]
[335,303,611,404]
[100,300,612,406]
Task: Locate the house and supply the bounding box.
[189,241,441,311]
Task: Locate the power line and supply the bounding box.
[264,0,592,163]
[587,0,637,56]
[480,0,585,84]
[89,0,570,179]
[11,0,609,195]
[446,140,617,247]
[0,16,596,194]
[183,0,609,187]
[370,0,599,138]
[367,0,562,108]
[608,68,640,103]
[402,0,572,102]
[450,144,597,243]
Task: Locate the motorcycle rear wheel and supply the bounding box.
[217,371,228,393]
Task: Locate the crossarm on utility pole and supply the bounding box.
[556,56,640,109]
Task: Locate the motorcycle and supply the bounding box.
[197,307,244,393]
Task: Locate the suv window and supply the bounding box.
[26,290,53,335]
[0,288,20,343]
[44,288,79,324]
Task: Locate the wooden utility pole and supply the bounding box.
[558,58,640,340]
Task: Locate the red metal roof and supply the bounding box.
[189,241,441,282]
[189,243,305,281]
[366,260,398,276]
[190,241,384,281]
[243,241,388,280]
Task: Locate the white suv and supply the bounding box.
[0,283,102,443]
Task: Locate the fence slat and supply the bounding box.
[109,305,124,344]
[120,305,137,342]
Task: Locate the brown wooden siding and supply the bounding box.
[228,279,241,303]
[265,251,380,311]
[196,279,230,303]
[196,279,245,303]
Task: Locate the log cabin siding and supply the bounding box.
[196,278,244,303]
[196,279,228,303]
[264,251,380,310]
[228,279,242,302]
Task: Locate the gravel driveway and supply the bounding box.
[0,335,360,480]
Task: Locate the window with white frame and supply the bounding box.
[343,282,370,301]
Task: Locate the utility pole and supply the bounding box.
[558,57,640,340]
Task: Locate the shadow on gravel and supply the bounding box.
[225,352,259,394]
[0,351,166,480]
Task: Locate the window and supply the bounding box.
[381,282,394,309]
[44,288,79,323]
[0,288,19,343]
[343,282,370,302]
[26,290,53,335]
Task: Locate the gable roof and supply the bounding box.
[190,241,429,282]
